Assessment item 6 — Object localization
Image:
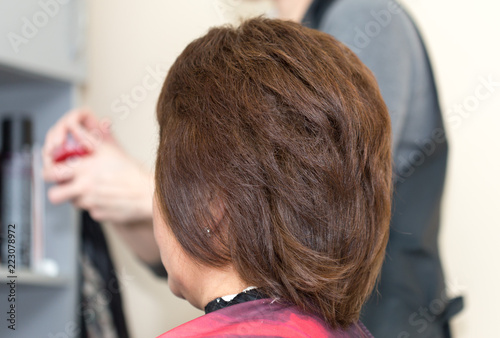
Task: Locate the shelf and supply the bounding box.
[0,57,84,85]
[0,0,86,85]
[0,267,69,287]
[0,1,82,335]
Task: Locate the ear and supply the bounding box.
[208,196,226,231]
[205,196,227,237]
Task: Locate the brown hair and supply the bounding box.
[155,18,392,329]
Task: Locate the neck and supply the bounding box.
[275,0,314,22]
[190,265,249,310]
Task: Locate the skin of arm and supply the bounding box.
[43,109,161,265]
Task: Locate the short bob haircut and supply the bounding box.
[155,18,392,329]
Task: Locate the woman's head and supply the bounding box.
[154,18,392,329]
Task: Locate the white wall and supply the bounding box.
[83,0,499,337]
[401,1,500,337]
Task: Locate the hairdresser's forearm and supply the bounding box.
[111,218,161,265]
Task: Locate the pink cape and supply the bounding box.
[158,298,372,337]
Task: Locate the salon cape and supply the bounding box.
[157,298,372,337]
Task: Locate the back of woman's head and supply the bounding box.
[155,17,392,329]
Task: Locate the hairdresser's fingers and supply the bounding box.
[80,112,112,139]
[70,116,114,152]
[43,109,88,156]
[75,108,100,130]
[72,194,94,213]
[43,126,66,159]
[43,162,77,183]
[43,140,91,183]
[62,109,99,152]
[67,109,113,144]
[99,117,113,140]
[42,109,91,176]
[43,109,112,161]
[73,196,110,222]
[47,179,84,205]
[42,124,69,174]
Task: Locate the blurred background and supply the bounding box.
[85,0,500,336]
[83,1,498,337]
[0,0,498,337]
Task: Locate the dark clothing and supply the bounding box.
[80,212,130,338]
[303,0,462,337]
[204,287,267,314]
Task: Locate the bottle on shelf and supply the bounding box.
[1,115,33,268]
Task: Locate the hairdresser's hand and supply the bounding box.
[42,109,154,225]
[42,109,111,182]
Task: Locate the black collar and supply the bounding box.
[204,288,267,314]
